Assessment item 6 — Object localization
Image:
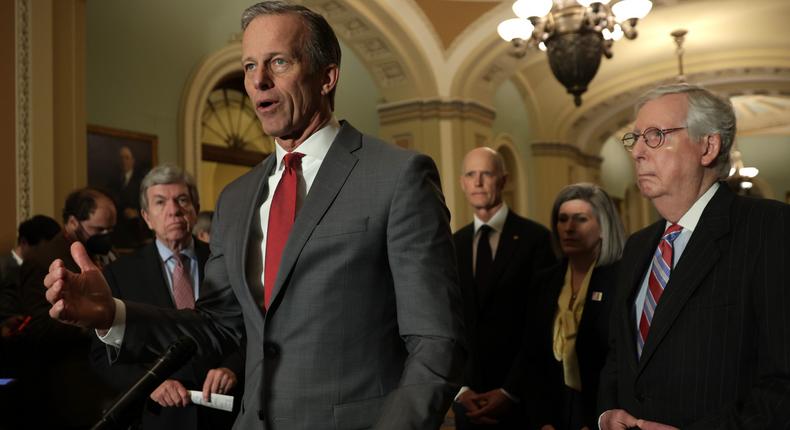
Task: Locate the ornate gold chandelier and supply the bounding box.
[497,0,653,106]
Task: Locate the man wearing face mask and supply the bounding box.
[16,187,117,429]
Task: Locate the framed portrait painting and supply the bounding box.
[87,125,158,249]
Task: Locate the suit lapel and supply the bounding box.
[143,243,176,308]
[620,222,663,370]
[268,122,361,312]
[456,226,476,303]
[637,186,732,374]
[238,157,276,322]
[194,238,210,287]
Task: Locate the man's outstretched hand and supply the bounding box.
[44,241,115,329]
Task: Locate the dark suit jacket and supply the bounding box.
[526,260,618,429]
[16,233,114,428]
[0,253,20,318]
[453,211,555,414]
[115,122,466,430]
[598,184,790,428]
[90,239,243,430]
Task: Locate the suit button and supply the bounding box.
[258,409,265,420]
[264,342,279,357]
[635,393,646,403]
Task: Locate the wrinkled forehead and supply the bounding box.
[635,93,689,127]
[242,13,307,58]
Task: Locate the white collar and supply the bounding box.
[671,182,720,233]
[273,117,340,169]
[10,249,23,266]
[155,238,196,263]
[474,203,509,234]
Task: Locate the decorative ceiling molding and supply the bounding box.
[568,67,790,156]
[378,98,496,126]
[531,142,603,168]
[301,0,437,101]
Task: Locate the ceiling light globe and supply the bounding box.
[513,0,553,19]
[612,0,653,21]
[497,18,535,42]
[739,167,759,178]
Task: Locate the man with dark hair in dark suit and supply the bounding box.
[599,84,790,429]
[91,164,242,430]
[16,188,117,429]
[453,147,555,429]
[0,215,61,320]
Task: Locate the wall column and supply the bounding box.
[530,142,602,226]
[378,99,495,230]
[17,0,86,229]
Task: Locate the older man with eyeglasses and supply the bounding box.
[597,84,790,430]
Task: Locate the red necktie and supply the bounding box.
[172,253,195,310]
[637,223,682,357]
[264,152,304,308]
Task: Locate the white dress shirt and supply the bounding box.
[155,238,200,301]
[471,204,509,274]
[457,203,517,402]
[633,182,719,326]
[258,119,340,295]
[100,118,341,348]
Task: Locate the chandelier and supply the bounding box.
[497,0,653,106]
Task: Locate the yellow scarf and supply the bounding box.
[552,260,596,391]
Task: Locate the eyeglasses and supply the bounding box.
[621,127,687,151]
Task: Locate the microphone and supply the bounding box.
[91,336,198,430]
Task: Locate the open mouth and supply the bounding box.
[257,100,278,111]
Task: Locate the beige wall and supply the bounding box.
[22,0,86,223]
[1,1,17,251]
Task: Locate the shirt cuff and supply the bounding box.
[454,386,470,402]
[500,388,519,403]
[96,298,126,349]
[598,410,608,430]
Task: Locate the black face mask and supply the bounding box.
[77,222,113,256]
[85,233,113,256]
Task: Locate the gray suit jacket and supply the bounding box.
[120,122,466,430]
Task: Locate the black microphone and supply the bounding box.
[91,336,198,430]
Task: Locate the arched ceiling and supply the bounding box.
[313,0,790,199]
[320,0,790,147]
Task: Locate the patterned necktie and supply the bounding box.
[475,225,493,295]
[172,253,195,309]
[638,223,683,357]
[264,152,304,308]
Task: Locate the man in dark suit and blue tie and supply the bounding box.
[598,84,790,429]
[453,147,555,428]
[44,2,466,429]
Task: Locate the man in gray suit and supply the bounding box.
[44,1,466,429]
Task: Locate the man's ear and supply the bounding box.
[499,173,509,191]
[65,215,78,233]
[140,209,153,230]
[320,63,339,96]
[700,134,722,167]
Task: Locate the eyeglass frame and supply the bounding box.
[621,127,687,151]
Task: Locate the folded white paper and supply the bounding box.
[188,390,234,412]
